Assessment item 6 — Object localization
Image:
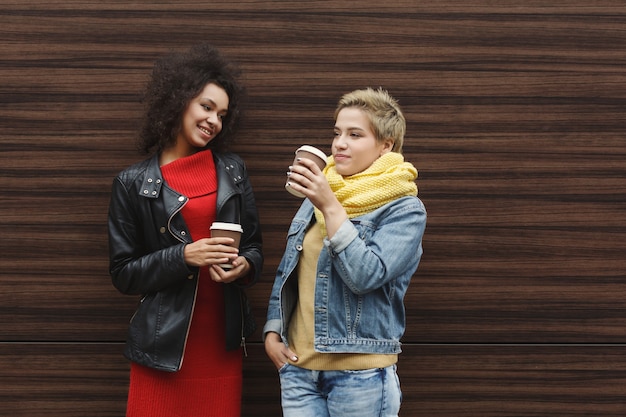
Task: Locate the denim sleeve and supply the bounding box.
[325,197,427,294]
[325,218,359,252]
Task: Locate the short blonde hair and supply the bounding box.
[334,87,406,153]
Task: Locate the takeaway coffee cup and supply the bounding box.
[210,222,243,269]
[285,145,328,198]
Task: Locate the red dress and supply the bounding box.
[126,150,243,417]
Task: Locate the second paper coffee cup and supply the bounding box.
[210,222,243,269]
[285,145,328,198]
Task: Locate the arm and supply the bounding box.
[108,176,194,295]
[235,163,263,286]
[327,197,426,294]
[263,265,299,369]
[210,154,263,287]
[264,331,299,370]
[286,157,347,238]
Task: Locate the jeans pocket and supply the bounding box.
[278,362,291,374]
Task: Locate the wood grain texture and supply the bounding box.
[399,344,626,416]
[3,343,626,416]
[0,343,129,417]
[1,0,625,415]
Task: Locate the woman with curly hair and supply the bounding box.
[108,43,263,416]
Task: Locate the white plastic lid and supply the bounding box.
[210,222,243,233]
[296,145,327,163]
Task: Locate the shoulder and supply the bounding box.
[214,151,246,167]
[114,155,156,187]
[365,196,426,228]
[363,197,426,235]
[383,195,426,215]
[214,151,249,182]
[396,195,425,211]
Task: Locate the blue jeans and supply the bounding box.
[278,364,402,417]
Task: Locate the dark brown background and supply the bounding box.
[1,1,625,416]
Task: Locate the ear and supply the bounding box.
[380,137,395,155]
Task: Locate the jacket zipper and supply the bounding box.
[166,193,196,371]
[240,296,248,357]
[179,278,199,369]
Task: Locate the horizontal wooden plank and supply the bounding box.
[0,342,282,417]
[2,342,625,416]
[400,344,626,416]
[0,343,129,417]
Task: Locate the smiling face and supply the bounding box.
[332,107,394,176]
[174,82,229,156]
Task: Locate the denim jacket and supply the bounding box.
[264,195,426,354]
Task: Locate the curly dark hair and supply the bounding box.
[138,43,244,154]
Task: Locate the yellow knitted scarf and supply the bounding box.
[313,152,418,236]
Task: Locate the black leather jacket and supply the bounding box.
[108,151,263,372]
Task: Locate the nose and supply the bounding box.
[206,112,220,125]
[334,134,348,149]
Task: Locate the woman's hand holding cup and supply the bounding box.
[285,145,328,198]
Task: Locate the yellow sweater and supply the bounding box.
[287,224,397,371]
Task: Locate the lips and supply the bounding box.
[198,126,214,137]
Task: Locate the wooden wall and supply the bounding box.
[1,1,625,415]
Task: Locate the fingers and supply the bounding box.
[209,267,233,283]
[284,347,298,363]
[207,236,239,250]
[287,160,325,196]
[209,257,249,283]
[295,157,321,172]
[288,157,321,178]
[183,238,239,268]
[264,333,299,370]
